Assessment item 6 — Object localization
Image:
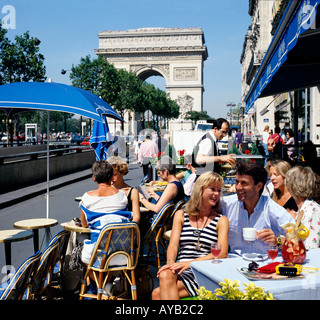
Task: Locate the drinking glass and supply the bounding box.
[267,246,279,261]
[211,243,222,264]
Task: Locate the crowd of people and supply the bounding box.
[77,118,320,300]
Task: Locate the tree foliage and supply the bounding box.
[0,24,47,139]
[69,55,180,130]
[0,25,46,84]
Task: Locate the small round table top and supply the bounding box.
[13,218,58,230]
[61,222,90,233]
[0,229,33,243]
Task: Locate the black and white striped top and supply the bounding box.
[177,211,222,262]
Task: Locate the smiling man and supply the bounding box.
[221,161,294,254]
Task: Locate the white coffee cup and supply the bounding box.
[243,228,257,241]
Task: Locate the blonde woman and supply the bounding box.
[152,172,229,300]
[269,159,298,216]
[285,166,320,250]
[108,156,140,224]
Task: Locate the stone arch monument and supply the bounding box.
[95,27,208,133]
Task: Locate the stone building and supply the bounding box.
[240,0,320,147]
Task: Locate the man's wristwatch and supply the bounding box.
[276,237,282,247]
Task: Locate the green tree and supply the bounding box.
[70,55,180,132]
[0,24,46,142]
[184,110,212,122]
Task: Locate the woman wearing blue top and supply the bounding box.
[139,156,185,212]
[80,160,133,264]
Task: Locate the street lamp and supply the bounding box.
[226,102,236,128]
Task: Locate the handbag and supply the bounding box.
[135,264,153,300]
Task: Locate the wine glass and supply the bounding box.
[211,243,222,264]
[267,246,279,261]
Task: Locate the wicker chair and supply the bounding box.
[140,202,175,269]
[79,222,140,300]
[0,251,41,300]
[163,200,185,242]
[30,239,59,299]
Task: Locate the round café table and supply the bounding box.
[13,218,58,253]
[0,229,33,274]
[61,221,90,233]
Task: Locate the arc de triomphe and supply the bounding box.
[95,27,208,133]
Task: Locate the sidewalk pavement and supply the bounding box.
[0,168,93,209]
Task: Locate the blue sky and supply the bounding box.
[2,0,251,119]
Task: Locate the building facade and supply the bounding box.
[240,0,320,146]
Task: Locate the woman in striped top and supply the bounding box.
[152,172,229,300]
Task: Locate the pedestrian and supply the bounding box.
[152,171,229,300]
[113,131,125,157]
[285,128,296,162]
[261,125,269,157]
[137,133,159,181]
[133,137,141,161]
[221,161,294,254]
[267,126,285,158]
[235,128,243,151]
[193,118,236,176]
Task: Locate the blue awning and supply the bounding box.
[244,0,320,114]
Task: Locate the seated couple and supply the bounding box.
[153,161,294,300]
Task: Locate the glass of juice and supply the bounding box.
[211,243,222,264]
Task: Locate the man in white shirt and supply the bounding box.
[194,118,236,176]
[221,161,294,255]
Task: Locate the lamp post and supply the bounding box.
[226,102,236,128]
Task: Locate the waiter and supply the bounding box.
[193,118,236,176]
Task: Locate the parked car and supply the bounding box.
[81,136,90,146]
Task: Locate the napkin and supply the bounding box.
[257,262,282,274]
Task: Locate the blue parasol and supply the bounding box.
[0,82,123,122]
[90,118,114,160]
[0,81,123,218]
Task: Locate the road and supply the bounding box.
[0,163,144,277]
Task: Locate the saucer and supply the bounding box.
[242,253,268,262]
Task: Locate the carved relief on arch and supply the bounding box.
[130,64,169,81]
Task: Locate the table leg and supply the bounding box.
[33,229,39,253]
[4,242,11,276]
[45,227,51,244]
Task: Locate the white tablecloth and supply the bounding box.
[190,248,320,300]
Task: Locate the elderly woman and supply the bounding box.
[139,156,185,213]
[152,171,229,300]
[285,166,320,250]
[108,156,140,224]
[269,159,298,216]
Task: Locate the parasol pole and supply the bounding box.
[46,110,50,219]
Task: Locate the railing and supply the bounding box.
[0,145,92,165]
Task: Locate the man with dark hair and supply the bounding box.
[193,118,236,176]
[221,161,294,254]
